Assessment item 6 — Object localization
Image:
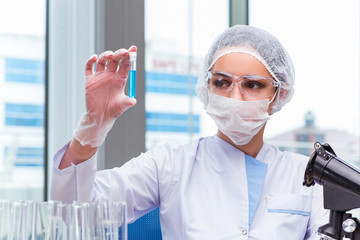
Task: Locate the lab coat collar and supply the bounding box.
[213,134,274,164]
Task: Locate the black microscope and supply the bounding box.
[304,142,360,239]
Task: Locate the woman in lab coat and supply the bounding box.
[51,25,328,239]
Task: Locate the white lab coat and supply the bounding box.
[51,135,328,240]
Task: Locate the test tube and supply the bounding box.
[129,52,137,98]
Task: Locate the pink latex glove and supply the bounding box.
[74,46,137,147]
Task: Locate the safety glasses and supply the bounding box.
[207,70,280,100]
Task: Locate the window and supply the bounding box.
[0,0,46,200]
[250,0,360,167]
[4,147,43,167]
[145,0,228,149]
[5,103,44,127]
[146,71,197,95]
[5,58,44,84]
[146,112,200,133]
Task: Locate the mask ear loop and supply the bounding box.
[269,87,279,104]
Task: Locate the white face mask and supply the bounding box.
[206,93,270,145]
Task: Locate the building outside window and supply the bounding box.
[0,0,46,200]
[144,0,228,150]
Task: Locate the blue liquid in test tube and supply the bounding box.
[129,52,137,98]
[129,70,136,98]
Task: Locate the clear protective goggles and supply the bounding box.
[207,70,280,100]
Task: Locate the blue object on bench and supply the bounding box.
[128,208,162,240]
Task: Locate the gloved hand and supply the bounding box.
[74,46,137,147]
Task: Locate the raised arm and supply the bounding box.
[59,46,137,169]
